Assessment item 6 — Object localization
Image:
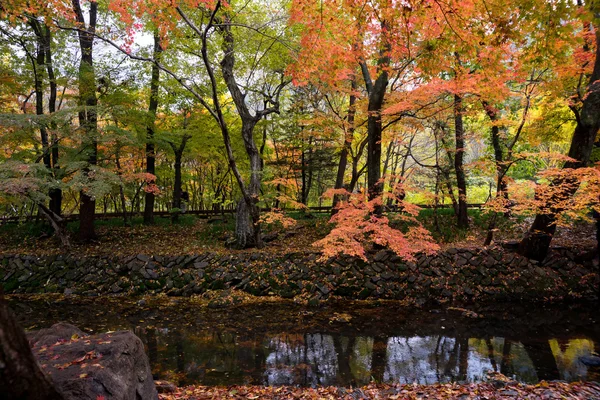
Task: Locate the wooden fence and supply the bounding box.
[0,203,485,225]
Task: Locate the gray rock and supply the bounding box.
[146,269,159,280]
[32,325,158,400]
[194,261,208,269]
[110,282,122,293]
[456,258,468,267]
[365,280,377,290]
[374,250,388,262]
[136,254,150,263]
[27,322,86,347]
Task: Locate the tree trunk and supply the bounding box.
[518,14,600,261]
[233,123,263,248]
[360,18,390,216]
[483,102,507,245]
[0,290,65,400]
[300,138,307,205]
[37,203,70,248]
[29,19,52,173]
[439,133,459,216]
[43,21,62,216]
[332,83,357,213]
[218,18,279,249]
[454,94,469,229]
[169,134,191,223]
[365,72,388,215]
[74,0,98,241]
[115,145,130,226]
[29,18,64,218]
[144,34,162,225]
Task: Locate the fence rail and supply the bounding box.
[0,203,485,225]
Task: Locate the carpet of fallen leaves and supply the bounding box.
[158,381,600,399]
[0,217,323,257]
[0,213,596,258]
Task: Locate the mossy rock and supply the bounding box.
[3,278,20,292]
[28,279,41,288]
[173,278,185,289]
[210,280,225,290]
[334,285,360,297]
[246,285,262,296]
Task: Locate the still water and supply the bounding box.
[137,329,598,386]
[10,296,600,387]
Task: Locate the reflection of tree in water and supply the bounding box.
[349,337,373,385]
[385,336,463,384]
[135,328,597,387]
[549,338,596,381]
[521,338,560,381]
[265,333,338,386]
[371,336,387,383]
[333,336,355,386]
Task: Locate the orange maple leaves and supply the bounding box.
[314,183,439,261]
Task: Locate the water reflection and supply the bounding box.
[137,328,599,387]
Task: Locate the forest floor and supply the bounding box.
[0,208,597,257]
[156,381,600,399]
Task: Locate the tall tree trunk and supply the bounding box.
[29,19,51,173]
[73,0,98,241]
[0,290,65,400]
[115,144,130,226]
[332,81,357,213]
[169,134,191,223]
[360,19,390,216]
[300,137,314,205]
[439,132,459,216]
[518,12,600,261]
[483,102,506,245]
[365,70,388,215]
[144,34,162,225]
[454,94,469,229]
[234,122,263,248]
[43,21,62,216]
[28,18,63,220]
[348,139,367,193]
[217,16,284,249]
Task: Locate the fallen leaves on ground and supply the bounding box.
[0,217,322,257]
[158,381,600,399]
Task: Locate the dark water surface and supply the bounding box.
[9,296,600,387]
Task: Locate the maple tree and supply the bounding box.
[0,0,597,257]
[517,0,600,261]
[315,182,439,261]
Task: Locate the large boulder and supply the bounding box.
[28,322,86,347]
[30,323,158,400]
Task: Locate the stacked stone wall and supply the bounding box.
[1,247,597,303]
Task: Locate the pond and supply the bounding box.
[9,295,600,387]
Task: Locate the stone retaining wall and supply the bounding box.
[1,247,598,303]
